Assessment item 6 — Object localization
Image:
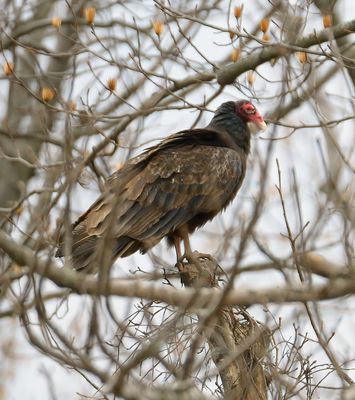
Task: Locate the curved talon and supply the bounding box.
[177,255,186,265]
[175,260,185,273]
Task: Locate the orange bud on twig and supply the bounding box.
[323,14,332,28]
[153,20,164,36]
[15,206,23,216]
[231,48,240,62]
[41,87,55,102]
[51,17,62,28]
[297,51,307,64]
[247,70,256,86]
[3,62,14,76]
[262,32,270,42]
[260,18,270,33]
[107,78,117,91]
[229,30,235,40]
[85,7,96,25]
[234,5,243,20]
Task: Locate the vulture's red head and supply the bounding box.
[235,100,267,134]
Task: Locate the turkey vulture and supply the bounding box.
[56,100,266,271]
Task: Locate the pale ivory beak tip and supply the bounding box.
[258,120,267,132]
[247,120,267,134]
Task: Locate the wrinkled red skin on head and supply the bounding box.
[235,100,264,124]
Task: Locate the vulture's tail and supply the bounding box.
[55,226,138,272]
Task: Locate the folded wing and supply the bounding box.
[56,129,246,270]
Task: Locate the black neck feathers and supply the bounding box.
[207,101,250,154]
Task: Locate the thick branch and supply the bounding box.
[314,0,355,87]
[217,18,355,85]
[0,230,353,308]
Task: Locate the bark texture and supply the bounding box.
[178,255,270,400]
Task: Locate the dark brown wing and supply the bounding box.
[56,129,246,270]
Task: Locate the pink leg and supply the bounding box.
[172,235,182,261]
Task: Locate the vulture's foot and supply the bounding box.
[175,259,190,286]
[176,251,218,287]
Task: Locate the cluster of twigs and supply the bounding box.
[0,0,354,399]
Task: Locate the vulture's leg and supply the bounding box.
[172,235,182,262]
[173,234,191,283]
[182,233,193,256]
[180,228,214,264]
[178,226,193,256]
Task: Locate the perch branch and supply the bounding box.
[0,230,354,308]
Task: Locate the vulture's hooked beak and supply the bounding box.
[247,113,267,134]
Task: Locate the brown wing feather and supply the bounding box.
[57,132,246,270]
[95,145,244,241]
